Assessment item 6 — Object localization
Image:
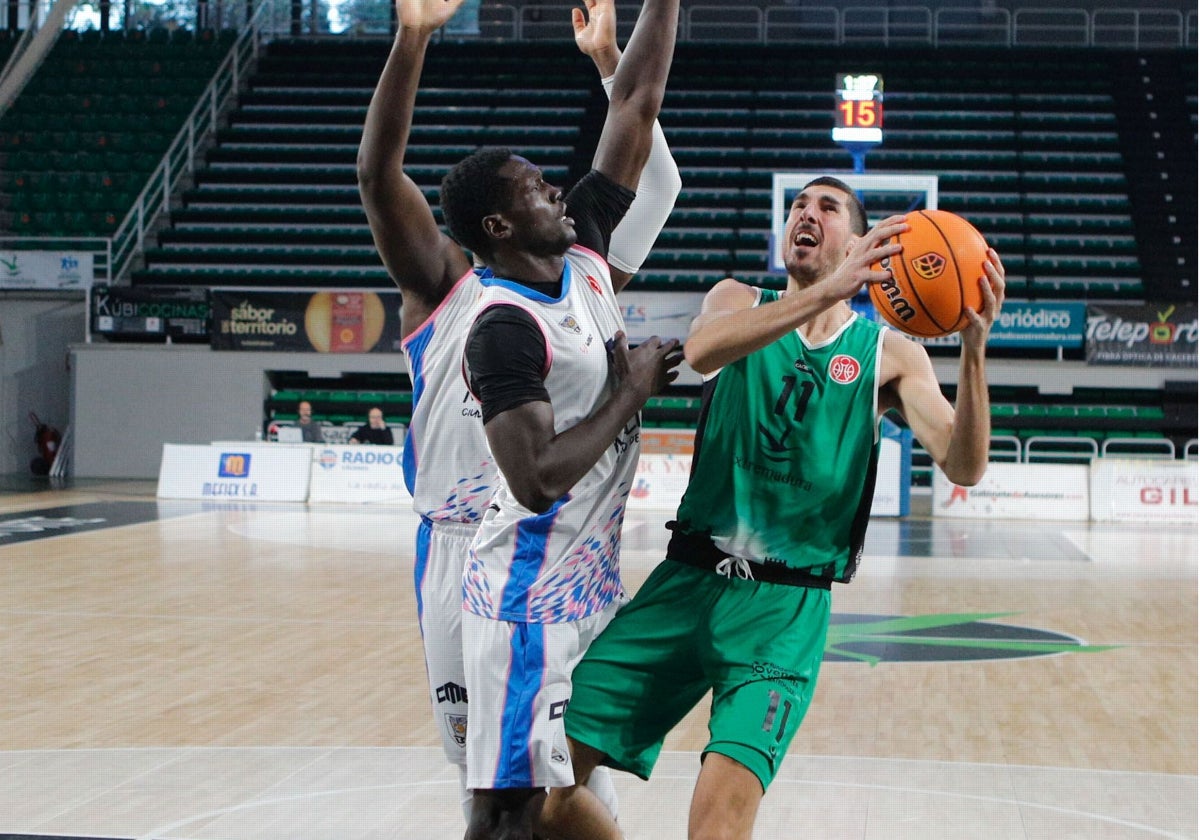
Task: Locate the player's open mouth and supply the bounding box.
[794,231,818,247]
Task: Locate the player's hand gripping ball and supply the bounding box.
[869,209,988,338]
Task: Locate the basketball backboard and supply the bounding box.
[768,172,939,273]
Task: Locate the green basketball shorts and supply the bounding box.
[565,558,830,791]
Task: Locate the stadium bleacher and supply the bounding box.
[0,27,233,238]
[0,13,1193,473]
[104,38,1186,304]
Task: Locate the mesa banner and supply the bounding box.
[1085,303,1197,367]
[156,443,311,501]
[0,250,94,290]
[210,290,404,353]
[308,445,412,505]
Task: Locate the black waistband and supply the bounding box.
[666,526,833,590]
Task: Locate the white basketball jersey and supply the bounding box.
[463,245,640,624]
[402,270,496,524]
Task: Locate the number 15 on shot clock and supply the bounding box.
[833,73,883,145]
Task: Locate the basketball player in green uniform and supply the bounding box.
[539,176,1005,840]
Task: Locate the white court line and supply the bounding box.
[132,777,1194,840]
[0,608,412,627]
[138,779,456,840]
[763,776,1194,840]
[3,749,1191,840]
[34,751,183,834]
[3,745,1195,777]
[108,753,1194,840]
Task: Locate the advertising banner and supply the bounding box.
[210,290,404,353]
[156,443,312,501]
[872,420,911,517]
[913,301,1086,349]
[0,250,94,290]
[1090,458,1197,523]
[308,445,412,505]
[627,423,909,516]
[641,428,695,456]
[627,453,693,512]
[933,462,1090,521]
[1085,303,1197,366]
[617,290,707,345]
[91,285,210,342]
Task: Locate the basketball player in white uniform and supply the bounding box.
[399,86,678,836]
[358,0,681,835]
[459,241,659,799]
[441,0,683,833]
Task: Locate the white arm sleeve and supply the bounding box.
[601,74,682,275]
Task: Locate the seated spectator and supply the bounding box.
[349,406,394,445]
[297,400,326,443]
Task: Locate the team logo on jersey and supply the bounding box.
[828,354,860,384]
[559,315,582,334]
[445,713,468,747]
[756,422,803,463]
[911,252,947,280]
[585,274,603,295]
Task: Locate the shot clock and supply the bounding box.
[832,73,883,145]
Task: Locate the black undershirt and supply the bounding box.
[465,170,634,425]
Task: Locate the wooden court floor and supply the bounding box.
[0,479,1195,839]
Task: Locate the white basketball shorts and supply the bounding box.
[414,517,476,767]
[462,598,620,791]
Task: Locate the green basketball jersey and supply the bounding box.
[674,290,886,582]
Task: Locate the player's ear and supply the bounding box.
[482,213,510,243]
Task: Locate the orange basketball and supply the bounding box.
[869,209,988,338]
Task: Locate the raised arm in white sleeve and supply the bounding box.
[601,73,682,277]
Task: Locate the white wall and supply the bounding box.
[67,340,1196,480]
[69,343,411,478]
[0,295,86,475]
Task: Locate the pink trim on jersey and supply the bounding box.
[571,243,606,264]
[569,244,616,297]
[462,301,554,402]
[401,268,476,350]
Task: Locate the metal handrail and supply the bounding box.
[684,6,764,43]
[1024,435,1099,463]
[110,0,269,283]
[934,7,1012,47]
[989,434,1023,463]
[1093,9,1184,49]
[1099,436,1177,459]
[429,3,1191,48]
[843,5,933,46]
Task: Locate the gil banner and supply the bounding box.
[210,290,403,353]
[1085,303,1197,367]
